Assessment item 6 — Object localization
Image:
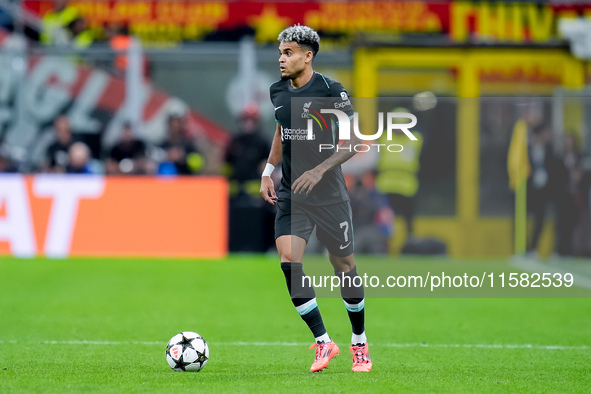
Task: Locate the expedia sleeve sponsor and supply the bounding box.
[330,84,354,118]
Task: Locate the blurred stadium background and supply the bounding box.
[1,1,591,391]
[1,0,590,259]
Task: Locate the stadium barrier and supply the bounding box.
[0,175,228,258]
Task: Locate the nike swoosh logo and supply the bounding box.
[274,106,283,111]
[339,242,351,250]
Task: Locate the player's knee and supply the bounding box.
[276,235,305,262]
[276,244,293,262]
[330,256,355,274]
[278,250,293,262]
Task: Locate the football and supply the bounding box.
[165,331,209,372]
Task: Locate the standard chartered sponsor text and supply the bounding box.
[281,127,314,140]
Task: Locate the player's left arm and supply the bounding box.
[292,119,360,195]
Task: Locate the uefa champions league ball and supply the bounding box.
[166,331,209,372]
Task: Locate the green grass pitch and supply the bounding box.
[1,255,590,392]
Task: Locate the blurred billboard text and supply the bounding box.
[21,1,591,46]
[0,175,228,258]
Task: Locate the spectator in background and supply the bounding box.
[225,104,274,253]
[563,134,591,257]
[349,173,394,254]
[104,22,125,42]
[0,144,17,173]
[103,22,149,78]
[375,108,423,242]
[66,142,94,174]
[225,104,270,197]
[41,0,80,46]
[554,133,582,257]
[527,125,553,256]
[67,17,93,49]
[0,9,12,31]
[579,154,591,257]
[526,124,579,257]
[157,113,204,175]
[527,126,583,258]
[44,115,76,173]
[105,122,148,175]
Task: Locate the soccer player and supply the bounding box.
[260,25,372,373]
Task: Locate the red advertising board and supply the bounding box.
[22,1,591,45]
[0,175,228,258]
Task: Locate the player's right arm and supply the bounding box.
[260,123,282,205]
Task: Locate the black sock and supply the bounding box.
[281,262,327,339]
[337,265,365,335]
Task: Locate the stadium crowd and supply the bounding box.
[0,111,214,176]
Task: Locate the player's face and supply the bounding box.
[278,42,311,80]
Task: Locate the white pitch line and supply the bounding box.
[382,343,589,350]
[0,340,588,350]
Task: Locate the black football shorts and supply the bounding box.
[275,198,354,257]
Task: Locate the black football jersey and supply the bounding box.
[270,72,354,205]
